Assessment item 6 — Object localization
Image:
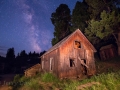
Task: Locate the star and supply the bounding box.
[0,0,82,56]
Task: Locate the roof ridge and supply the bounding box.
[41,29,79,56]
[41,29,96,57]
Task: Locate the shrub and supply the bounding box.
[10,74,22,90]
[24,78,40,90]
[41,73,59,82]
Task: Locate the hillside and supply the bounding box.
[96,56,120,74]
[0,56,120,90]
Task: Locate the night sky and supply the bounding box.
[0,0,82,56]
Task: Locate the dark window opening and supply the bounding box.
[75,41,81,48]
[81,59,87,75]
[70,59,75,67]
[50,58,53,71]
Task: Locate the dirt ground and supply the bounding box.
[0,74,15,90]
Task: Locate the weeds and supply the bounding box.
[40,72,59,83]
[11,71,120,90]
[10,56,120,90]
[24,78,40,90]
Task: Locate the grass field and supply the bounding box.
[9,56,120,90]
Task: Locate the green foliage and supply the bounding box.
[19,76,30,83]
[41,72,59,82]
[85,0,104,19]
[85,10,120,44]
[10,74,35,90]
[71,1,89,32]
[89,72,120,90]
[25,78,40,90]
[13,74,21,83]
[85,0,117,20]
[10,74,23,90]
[10,70,120,90]
[64,80,80,90]
[50,0,120,47]
[51,37,59,46]
[51,4,71,45]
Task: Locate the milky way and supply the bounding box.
[0,0,81,56]
[16,0,42,53]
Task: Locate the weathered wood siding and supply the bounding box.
[59,32,96,78]
[99,45,117,60]
[85,50,96,75]
[41,29,96,78]
[41,49,59,76]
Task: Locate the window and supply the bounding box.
[75,41,81,48]
[70,59,75,67]
[42,61,44,69]
[50,58,53,71]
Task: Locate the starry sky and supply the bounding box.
[0,0,82,56]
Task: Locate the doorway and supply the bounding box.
[81,59,87,75]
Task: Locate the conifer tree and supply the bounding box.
[71,1,89,32]
[51,4,71,45]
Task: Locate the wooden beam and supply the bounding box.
[78,57,89,68]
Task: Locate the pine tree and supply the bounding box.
[51,4,71,45]
[71,1,89,32]
[6,48,15,58]
[85,0,117,20]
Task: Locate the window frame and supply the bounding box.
[50,57,53,71]
[69,58,75,67]
[42,60,44,69]
[74,40,81,49]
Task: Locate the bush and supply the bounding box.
[10,74,31,90]
[10,74,22,90]
[25,78,40,90]
[41,73,59,82]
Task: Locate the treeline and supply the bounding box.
[6,48,46,59]
[51,0,120,50]
[0,48,46,74]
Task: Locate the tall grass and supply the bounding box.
[40,72,59,83]
[11,71,120,90]
[79,71,120,90]
[24,78,40,90]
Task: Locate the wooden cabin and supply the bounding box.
[41,29,96,78]
[99,44,117,60]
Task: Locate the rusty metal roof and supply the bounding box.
[41,29,96,57]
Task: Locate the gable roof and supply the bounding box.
[41,29,96,57]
